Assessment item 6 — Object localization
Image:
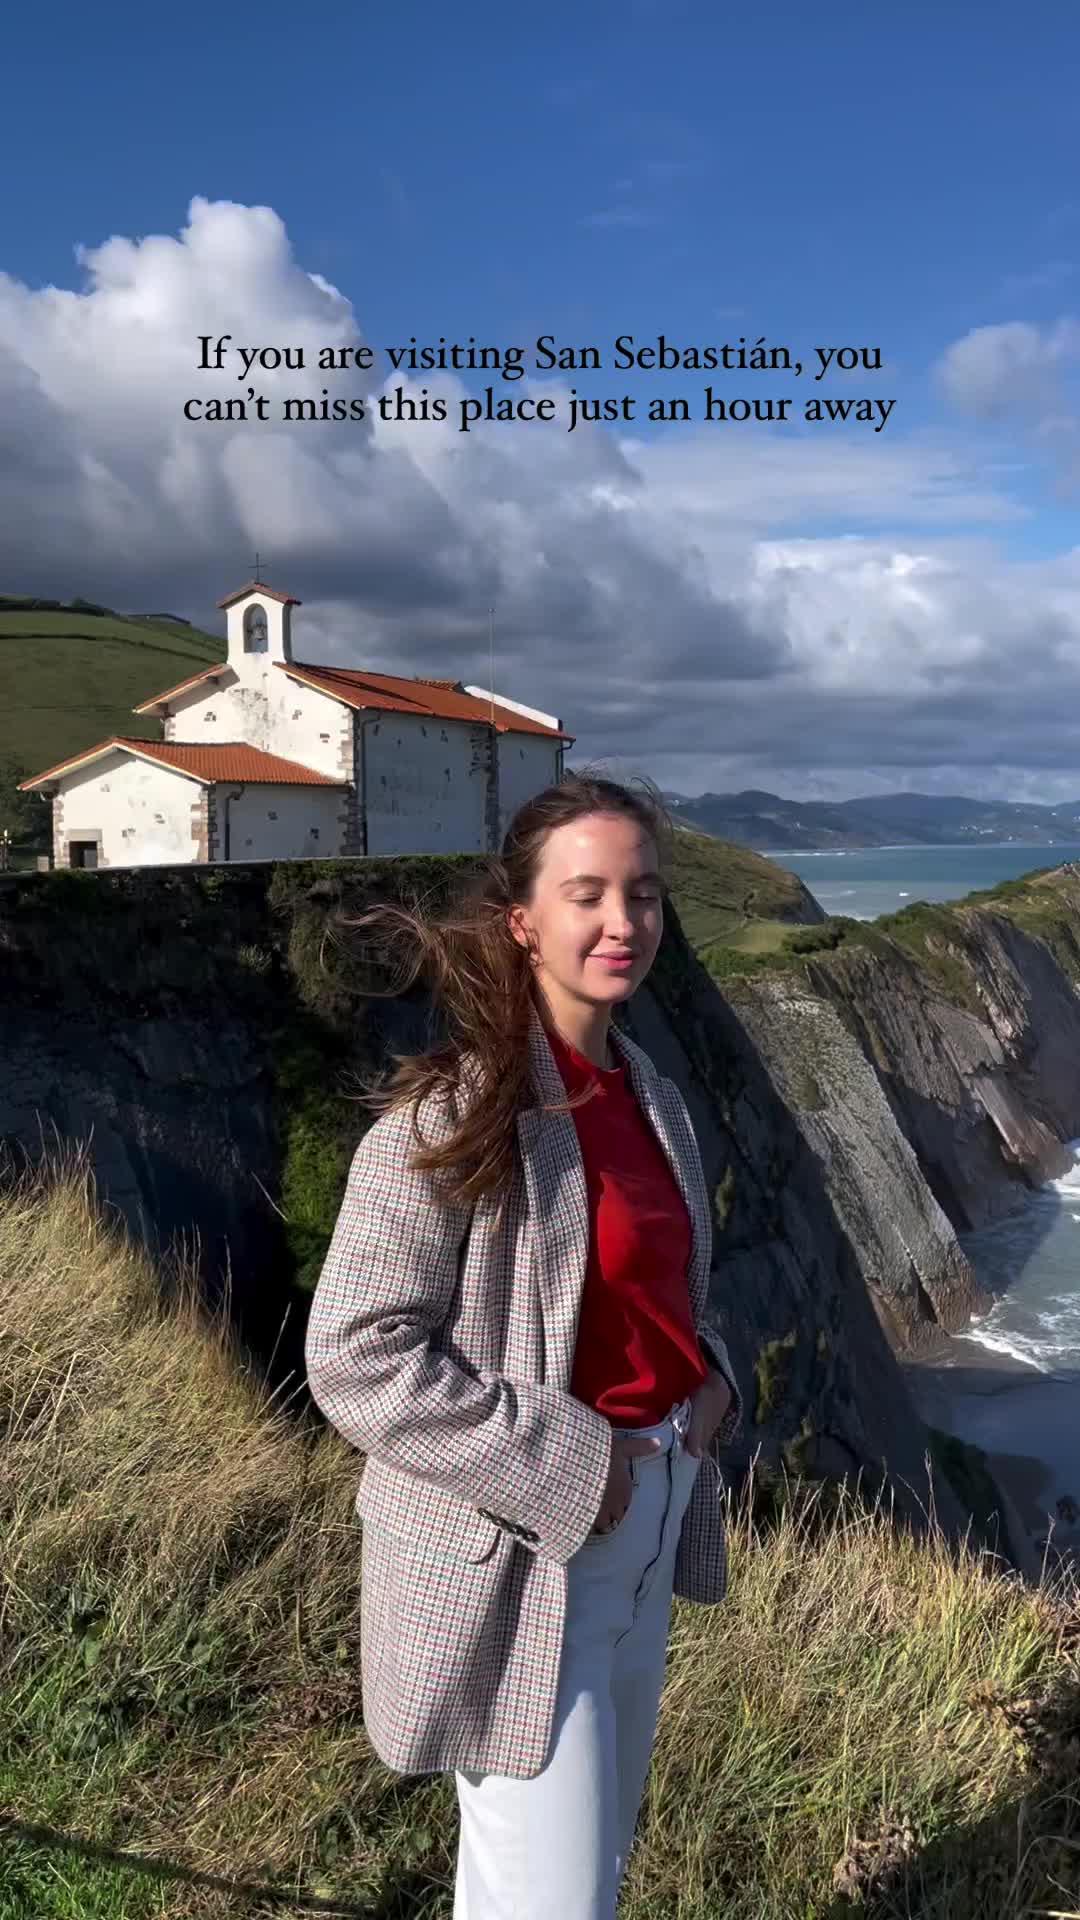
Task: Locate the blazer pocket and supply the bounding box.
[356,1456,502,1564]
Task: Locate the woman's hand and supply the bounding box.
[591,1434,662,1533]
[684,1369,734,1458]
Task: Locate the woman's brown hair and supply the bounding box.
[331,766,676,1214]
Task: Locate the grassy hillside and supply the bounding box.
[667,821,824,951]
[696,864,1080,1005]
[0,598,225,777]
[1,1145,1077,1918]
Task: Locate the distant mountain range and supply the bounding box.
[660,789,1080,851]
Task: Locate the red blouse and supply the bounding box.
[545,1024,709,1425]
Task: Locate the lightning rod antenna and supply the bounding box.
[489,605,495,729]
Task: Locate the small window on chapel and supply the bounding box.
[243,604,268,652]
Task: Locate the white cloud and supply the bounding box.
[3,196,1080,804]
[936,317,1080,417]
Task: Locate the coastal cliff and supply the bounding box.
[7,855,1078,1550]
[708,870,1080,1351]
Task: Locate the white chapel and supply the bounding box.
[21,580,571,868]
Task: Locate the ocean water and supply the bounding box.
[903,1171,1080,1522]
[761,842,1080,1410]
[951,1145,1080,1377]
[762,840,1080,924]
[905,1161,1080,1517]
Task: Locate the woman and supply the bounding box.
[304,769,743,1919]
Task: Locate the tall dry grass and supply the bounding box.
[1,1142,1078,1919]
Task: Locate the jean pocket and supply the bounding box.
[586,1498,632,1543]
[585,1455,640,1544]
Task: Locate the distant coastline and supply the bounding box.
[664,785,1080,855]
[760,841,1080,858]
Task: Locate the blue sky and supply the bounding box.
[3,0,1080,798]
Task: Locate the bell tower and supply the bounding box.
[217,568,301,672]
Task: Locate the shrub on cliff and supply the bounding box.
[784,918,853,954]
[1,1146,1077,1919]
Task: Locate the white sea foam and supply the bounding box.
[1042,1139,1080,1198]
[952,1325,1052,1372]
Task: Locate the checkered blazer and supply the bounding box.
[304,1002,743,1780]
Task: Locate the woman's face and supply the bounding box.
[508,812,665,1013]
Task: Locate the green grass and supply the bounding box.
[696,866,1080,1023]
[0,599,225,844]
[2,1145,1078,1919]
[718,916,800,954]
[667,823,824,953]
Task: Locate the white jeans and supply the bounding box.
[453,1397,700,1919]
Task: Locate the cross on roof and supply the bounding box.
[251,550,263,582]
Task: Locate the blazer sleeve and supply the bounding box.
[304,1088,615,1565]
[662,1076,745,1445]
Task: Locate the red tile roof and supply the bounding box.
[279,661,573,741]
[217,581,302,609]
[18,739,345,791]
[132,659,571,740]
[132,663,229,713]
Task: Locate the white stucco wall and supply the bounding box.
[497,733,562,840]
[362,713,488,855]
[165,663,350,782]
[56,752,203,866]
[219,783,345,861]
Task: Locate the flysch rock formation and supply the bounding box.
[724,977,992,1351]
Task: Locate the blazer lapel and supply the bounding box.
[623,1046,711,1325]
[514,1012,589,1389]
[514,1003,709,1386]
